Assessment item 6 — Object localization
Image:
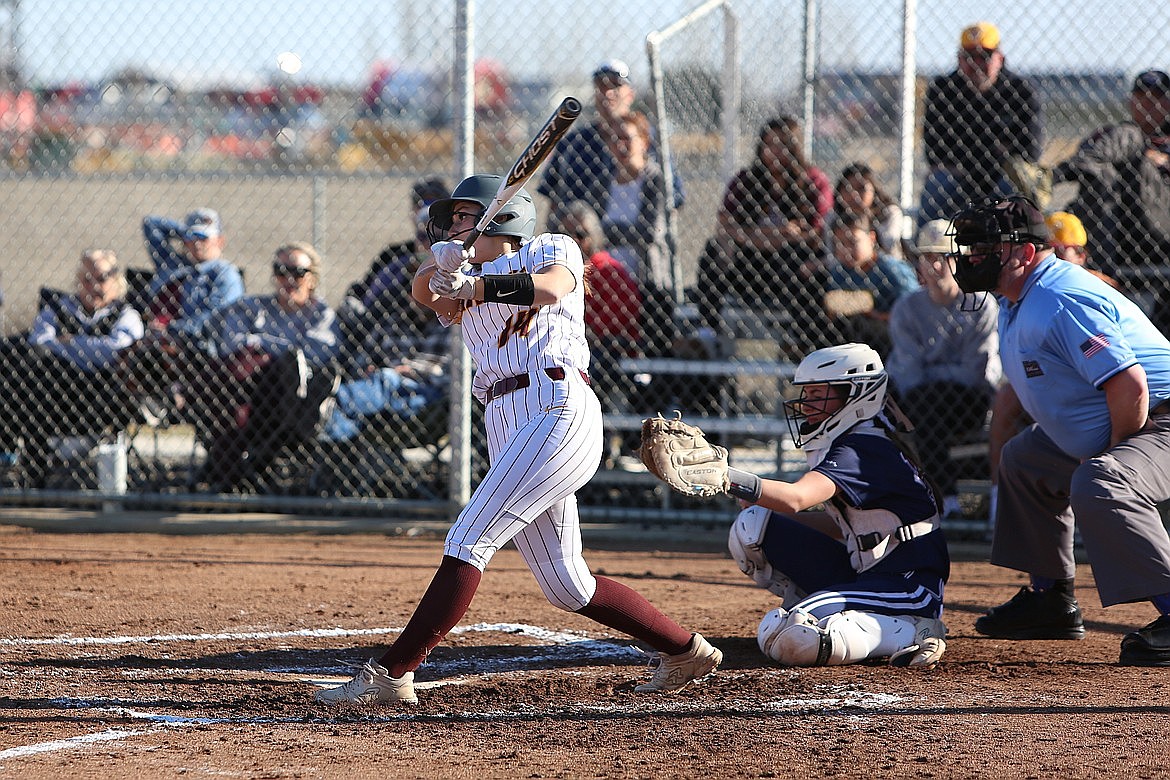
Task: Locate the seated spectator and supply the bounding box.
[323,355,448,445]
[1052,70,1170,331]
[919,22,1042,224]
[196,242,340,493]
[141,208,244,340]
[538,58,684,228]
[825,162,905,259]
[692,115,833,356]
[339,176,448,371]
[1046,210,1119,289]
[886,220,1002,516]
[125,208,245,420]
[0,249,144,487]
[824,211,920,356]
[598,110,674,356]
[556,200,642,411]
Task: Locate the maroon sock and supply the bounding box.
[575,575,692,655]
[378,555,482,678]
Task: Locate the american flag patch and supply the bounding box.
[1080,334,1109,359]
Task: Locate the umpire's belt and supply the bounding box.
[1152,400,1170,417]
[486,367,590,402]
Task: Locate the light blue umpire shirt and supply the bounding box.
[999,255,1170,460]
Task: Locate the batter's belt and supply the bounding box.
[486,366,590,402]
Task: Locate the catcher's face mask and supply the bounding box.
[784,382,852,448]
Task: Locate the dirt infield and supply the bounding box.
[1,522,1167,779]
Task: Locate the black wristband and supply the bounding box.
[482,273,536,306]
[726,467,762,503]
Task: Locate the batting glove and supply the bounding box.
[431,240,474,272]
[429,267,476,300]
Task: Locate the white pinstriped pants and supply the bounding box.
[444,371,603,611]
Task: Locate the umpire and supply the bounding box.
[948,195,1170,665]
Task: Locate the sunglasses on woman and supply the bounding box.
[273,262,311,280]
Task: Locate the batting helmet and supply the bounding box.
[428,174,537,243]
[783,343,887,451]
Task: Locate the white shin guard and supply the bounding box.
[758,609,942,667]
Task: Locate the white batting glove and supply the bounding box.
[428,267,476,300]
[431,240,474,272]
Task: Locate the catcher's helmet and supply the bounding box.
[427,174,537,243]
[784,343,887,451]
[946,195,1048,293]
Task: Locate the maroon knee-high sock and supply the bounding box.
[378,555,482,678]
[575,575,692,655]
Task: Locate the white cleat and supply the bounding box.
[889,616,947,669]
[635,633,723,693]
[314,659,418,705]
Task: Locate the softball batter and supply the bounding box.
[315,175,720,705]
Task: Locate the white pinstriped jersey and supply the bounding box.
[454,232,591,402]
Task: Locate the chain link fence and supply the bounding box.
[1,1,1168,525]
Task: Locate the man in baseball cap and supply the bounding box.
[1129,69,1170,141]
[918,22,1041,225]
[538,56,683,225]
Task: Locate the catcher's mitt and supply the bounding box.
[638,412,729,498]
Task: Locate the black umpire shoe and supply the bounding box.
[975,586,1086,640]
[1119,615,1170,666]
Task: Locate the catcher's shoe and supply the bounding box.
[314,659,418,705]
[889,616,948,668]
[1119,615,1170,666]
[635,633,722,693]
[975,586,1085,640]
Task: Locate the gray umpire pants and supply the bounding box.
[992,414,1170,607]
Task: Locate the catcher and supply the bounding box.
[640,343,950,667]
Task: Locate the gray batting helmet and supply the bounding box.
[428,174,537,243]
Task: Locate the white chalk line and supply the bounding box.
[0,728,151,760]
[0,621,909,762]
[0,621,641,762]
[0,621,610,649]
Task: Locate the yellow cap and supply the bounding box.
[1046,212,1087,247]
[960,22,1000,51]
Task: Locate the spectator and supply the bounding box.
[824,210,920,356]
[556,200,641,412]
[1046,210,1119,289]
[198,242,340,493]
[886,220,1002,516]
[599,110,674,356]
[141,208,244,340]
[340,176,449,369]
[919,22,1042,224]
[126,208,245,421]
[692,115,833,356]
[1052,70,1170,332]
[826,162,905,259]
[0,249,144,487]
[948,195,1170,666]
[537,59,683,227]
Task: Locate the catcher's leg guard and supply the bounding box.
[729,506,805,605]
[758,609,941,666]
[757,608,834,665]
